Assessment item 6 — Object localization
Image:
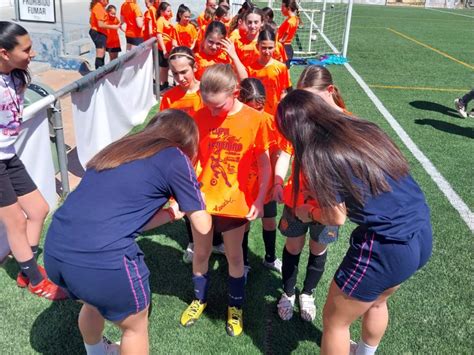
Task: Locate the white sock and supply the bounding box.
[355,340,378,355]
[84,339,106,355]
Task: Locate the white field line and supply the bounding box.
[426,8,474,18]
[343,62,474,232]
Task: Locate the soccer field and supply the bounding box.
[0,5,473,354]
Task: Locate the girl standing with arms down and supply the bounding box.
[120,0,144,50]
[274,66,346,322]
[174,4,198,50]
[156,2,177,90]
[89,0,120,69]
[276,90,432,354]
[180,64,271,337]
[45,110,212,355]
[0,22,67,300]
[105,5,122,62]
[278,0,300,68]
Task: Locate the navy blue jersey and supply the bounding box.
[45,147,205,269]
[341,174,430,242]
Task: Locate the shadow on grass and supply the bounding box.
[414,119,474,139]
[409,100,460,119]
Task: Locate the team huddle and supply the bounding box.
[0,1,433,354]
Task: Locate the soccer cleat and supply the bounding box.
[182,243,194,264]
[226,306,243,337]
[277,293,295,320]
[16,265,47,288]
[263,258,282,273]
[180,299,206,327]
[102,336,120,355]
[349,340,358,355]
[27,278,69,301]
[299,293,316,321]
[212,243,226,255]
[454,98,467,118]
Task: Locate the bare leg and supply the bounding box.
[223,224,246,278]
[115,306,150,355]
[0,202,31,262]
[78,303,105,346]
[192,225,213,276]
[17,189,49,248]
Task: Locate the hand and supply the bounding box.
[246,200,264,221]
[294,204,315,223]
[220,38,237,58]
[169,201,185,221]
[273,183,284,203]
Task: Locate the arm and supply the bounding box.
[220,38,248,81]
[246,150,271,221]
[273,150,291,203]
[142,202,185,231]
[295,203,347,226]
[136,16,144,29]
[157,33,167,55]
[98,21,121,30]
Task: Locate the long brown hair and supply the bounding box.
[87,109,199,171]
[297,65,346,109]
[276,90,409,207]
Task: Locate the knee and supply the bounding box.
[193,248,211,264]
[262,218,276,230]
[28,200,49,222]
[285,238,304,255]
[5,211,27,234]
[226,252,244,268]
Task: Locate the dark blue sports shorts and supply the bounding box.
[334,225,432,302]
[44,251,150,321]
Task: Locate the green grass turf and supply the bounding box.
[0,5,473,354]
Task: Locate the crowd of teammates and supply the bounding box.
[0,1,433,354]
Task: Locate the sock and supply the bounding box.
[84,339,106,355]
[94,57,105,69]
[242,230,249,266]
[184,216,194,243]
[18,257,44,286]
[228,275,245,308]
[282,246,301,297]
[262,229,276,262]
[192,273,209,303]
[212,230,223,246]
[21,245,40,277]
[302,250,327,295]
[355,340,378,355]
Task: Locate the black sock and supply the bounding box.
[21,245,40,277]
[184,216,194,244]
[242,230,249,266]
[262,229,276,263]
[94,57,105,69]
[212,230,223,246]
[302,251,327,295]
[282,246,301,297]
[18,257,44,286]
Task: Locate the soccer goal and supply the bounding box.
[254,0,354,58]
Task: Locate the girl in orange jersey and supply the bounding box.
[174,4,198,50]
[247,27,291,116]
[143,0,158,41]
[156,2,177,90]
[214,4,231,33]
[194,21,247,82]
[180,64,271,337]
[120,0,144,50]
[105,5,121,61]
[273,65,346,323]
[278,0,300,68]
[233,7,263,67]
[238,78,282,279]
[89,0,120,69]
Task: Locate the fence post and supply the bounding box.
[153,40,160,101]
[50,100,70,197]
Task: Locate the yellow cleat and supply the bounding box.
[180,300,206,327]
[226,306,243,337]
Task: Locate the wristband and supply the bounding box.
[165,207,175,223]
[308,206,316,221]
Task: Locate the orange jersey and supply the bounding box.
[247,59,291,115]
[197,12,212,28]
[159,87,203,117]
[195,104,271,217]
[277,15,299,44]
[156,16,175,52]
[105,16,121,49]
[90,2,108,35]
[234,36,259,67]
[143,5,157,41]
[274,41,288,63]
[228,29,241,42]
[175,23,198,48]
[121,1,143,38]
[194,49,232,81]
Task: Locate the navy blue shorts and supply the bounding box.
[44,251,150,322]
[278,205,339,244]
[334,225,432,302]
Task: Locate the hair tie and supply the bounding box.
[168,52,195,61]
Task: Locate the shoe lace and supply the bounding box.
[187,300,202,316]
[228,307,242,326]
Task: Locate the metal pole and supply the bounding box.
[321,0,327,34]
[153,40,160,101]
[308,11,314,53]
[50,100,70,197]
[58,0,67,55]
[342,0,354,58]
[14,0,19,21]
